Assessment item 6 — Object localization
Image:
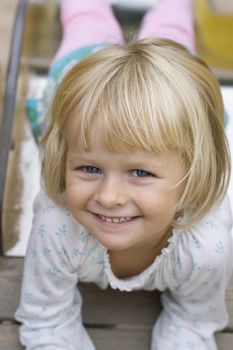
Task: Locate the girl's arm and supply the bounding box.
[151,197,233,350]
[15,191,95,350]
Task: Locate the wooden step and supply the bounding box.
[0,257,233,349]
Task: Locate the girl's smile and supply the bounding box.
[65,138,186,255]
[94,213,139,225]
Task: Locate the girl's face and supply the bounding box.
[65,137,186,254]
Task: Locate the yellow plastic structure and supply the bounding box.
[194,0,233,70]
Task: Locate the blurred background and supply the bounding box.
[0,0,233,256]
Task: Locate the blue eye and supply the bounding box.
[132,169,151,177]
[80,166,101,174]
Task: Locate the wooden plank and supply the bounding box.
[216,333,233,350]
[90,330,233,350]
[0,258,23,320]
[88,327,151,350]
[0,323,23,350]
[81,284,161,326]
[1,257,233,329]
[0,324,233,350]
[226,275,233,331]
[0,257,161,325]
[0,256,232,349]
[0,324,150,350]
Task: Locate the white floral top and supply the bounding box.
[15,191,233,350]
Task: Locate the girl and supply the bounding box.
[16,1,232,349]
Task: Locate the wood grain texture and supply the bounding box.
[0,257,162,325]
[0,257,233,329]
[0,324,233,350]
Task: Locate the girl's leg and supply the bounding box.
[138,0,194,52]
[53,0,124,62]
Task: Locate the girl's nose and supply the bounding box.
[94,178,128,208]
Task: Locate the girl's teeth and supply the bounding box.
[99,215,131,223]
[106,217,113,223]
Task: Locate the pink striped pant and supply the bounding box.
[54,0,194,63]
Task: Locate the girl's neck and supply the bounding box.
[109,229,172,279]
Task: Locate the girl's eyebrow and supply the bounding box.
[67,154,103,165]
[67,155,90,163]
[67,153,166,170]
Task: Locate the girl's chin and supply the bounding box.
[94,233,135,252]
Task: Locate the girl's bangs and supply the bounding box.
[70,67,190,156]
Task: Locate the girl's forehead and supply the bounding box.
[67,134,183,166]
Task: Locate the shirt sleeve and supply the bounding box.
[151,197,233,350]
[15,191,95,350]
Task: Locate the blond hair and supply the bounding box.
[42,38,231,227]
